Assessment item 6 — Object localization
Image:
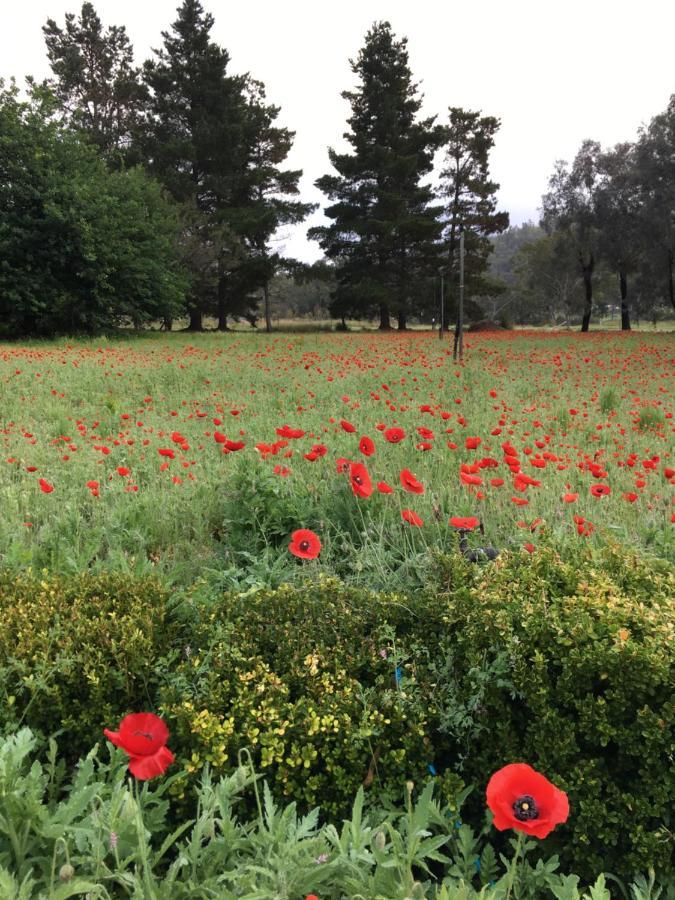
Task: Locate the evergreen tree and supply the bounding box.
[438,108,509,329]
[41,2,145,163]
[142,0,249,330]
[310,21,442,330]
[220,80,316,332]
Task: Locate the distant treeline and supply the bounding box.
[0,2,672,336]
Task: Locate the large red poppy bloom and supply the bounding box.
[449,516,480,530]
[104,713,174,780]
[350,462,373,498]
[401,509,423,526]
[384,427,405,443]
[289,528,322,559]
[400,468,424,494]
[486,763,569,839]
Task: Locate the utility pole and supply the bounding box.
[439,268,445,340]
[453,226,465,361]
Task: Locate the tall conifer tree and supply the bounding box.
[142,0,249,330]
[438,109,509,328]
[41,2,145,163]
[310,22,442,330]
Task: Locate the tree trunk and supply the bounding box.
[619,271,631,331]
[264,283,272,333]
[579,252,594,333]
[397,309,407,330]
[217,276,228,331]
[668,249,674,311]
[187,307,203,331]
[378,303,391,330]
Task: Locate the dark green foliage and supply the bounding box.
[438,108,510,324]
[0,545,671,880]
[634,95,675,313]
[0,83,187,336]
[310,22,443,330]
[40,2,146,165]
[141,0,249,330]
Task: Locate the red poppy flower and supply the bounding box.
[384,427,405,443]
[623,492,638,503]
[117,466,131,477]
[335,457,351,474]
[449,516,480,530]
[401,509,423,526]
[377,481,393,494]
[289,529,322,559]
[460,472,482,486]
[359,435,375,457]
[563,492,578,503]
[340,419,356,433]
[104,713,174,780]
[486,763,569,839]
[350,462,373,498]
[590,484,611,498]
[400,468,424,494]
[466,436,482,450]
[39,478,54,494]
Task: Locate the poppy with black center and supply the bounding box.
[289,529,322,559]
[486,762,569,839]
[350,462,373,498]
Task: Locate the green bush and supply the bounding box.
[0,545,671,881]
[431,543,674,879]
[0,571,179,760]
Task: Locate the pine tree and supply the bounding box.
[142,0,249,330]
[310,21,442,330]
[438,109,509,329]
[41,2,145,163]
[220,80,315,332]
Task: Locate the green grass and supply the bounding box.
[0,329,672,593]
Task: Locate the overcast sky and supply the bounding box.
[3,0,673,261]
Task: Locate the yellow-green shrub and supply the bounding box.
[0,571,178,759]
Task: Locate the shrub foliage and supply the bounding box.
[0,544,671,879]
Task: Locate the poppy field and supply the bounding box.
[0,329,673,895]
[0,329,672,589]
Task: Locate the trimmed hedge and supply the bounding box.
[0,544,672,880]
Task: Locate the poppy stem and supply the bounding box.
[504,831,526,900]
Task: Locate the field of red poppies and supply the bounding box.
[0,329,672,588]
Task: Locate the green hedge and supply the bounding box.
[0,544,672,880]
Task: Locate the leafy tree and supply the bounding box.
[634,95,675,312]
[40,2,145,163]
[0,81,186,336]
[594,143,642,330]
[142,0,250,330]
[541,140,602,332]
[310,21,442,330]
[438,108,509,329]
[513,232,581,325]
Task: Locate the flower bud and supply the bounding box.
[373,830,386,851]
[59,864,75,882]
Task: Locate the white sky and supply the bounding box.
[3,0,674,262]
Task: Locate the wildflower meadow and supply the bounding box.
[0,329,673,898]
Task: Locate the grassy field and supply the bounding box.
[0,329,672,595]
